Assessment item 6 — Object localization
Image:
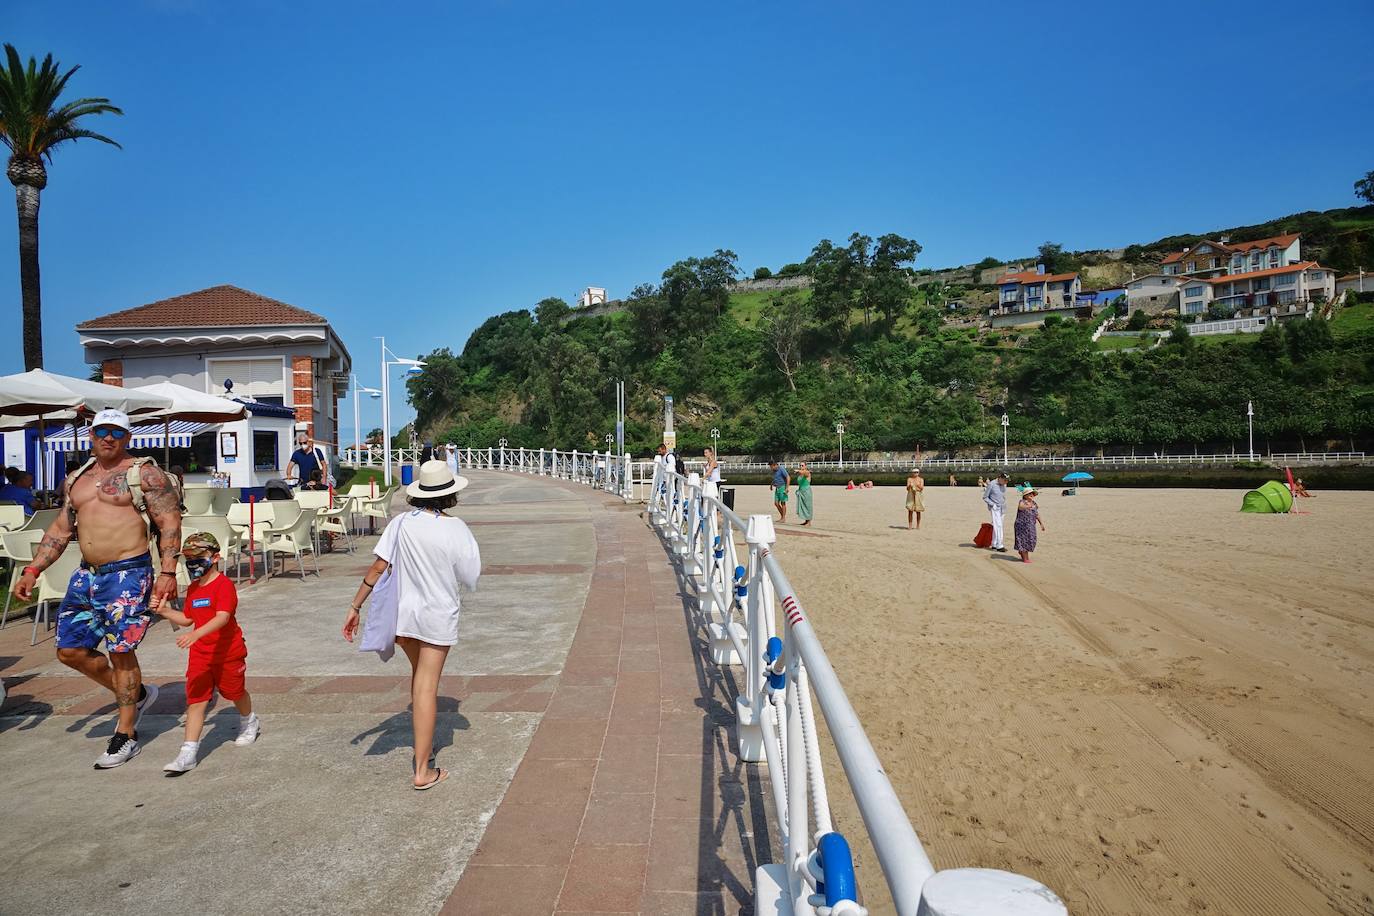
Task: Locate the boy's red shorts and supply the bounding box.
[185,654,247,705]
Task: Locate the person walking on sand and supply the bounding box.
[769,460,790,523]
[1014,483,1046,563]
[905,468,926,530]
[10,408,182,768]
[795,462,814,526]
[343,460,480,790]
[983,471,1009,553]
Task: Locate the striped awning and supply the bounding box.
[45,420,216,451]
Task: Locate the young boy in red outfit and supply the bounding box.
[155,532,260,774]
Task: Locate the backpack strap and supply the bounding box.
[126,457,158,515]
[64,457,99,497]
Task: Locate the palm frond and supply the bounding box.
[0,43,122,163]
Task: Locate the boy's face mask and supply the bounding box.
[184,554,216,579]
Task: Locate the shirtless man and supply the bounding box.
[12,408,183,768]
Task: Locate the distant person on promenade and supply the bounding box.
[0,466,37,516]
[301,469,328,491]
[905,468,925,530]
[11,408,182,768]
[343,460,480,790]
[156,533,259,774]
[445,443,459,476]
[770,460,790,523]
[1014,484,1046,563]
[796,462,813,526]
[703,448,721,485]
[983,471,1009,552]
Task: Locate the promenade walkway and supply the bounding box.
[0,470,767,915]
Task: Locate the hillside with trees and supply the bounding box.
[406,206,1374,457]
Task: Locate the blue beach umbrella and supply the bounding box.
[1062,472,1094,482]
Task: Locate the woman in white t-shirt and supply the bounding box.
[343,460,480,790]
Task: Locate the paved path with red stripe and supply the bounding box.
[0,472,771,915]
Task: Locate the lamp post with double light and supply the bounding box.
[349,373,382,465]
[710,426,720,459]
[836,421,846,469]
[1001,413,1010,465]
[377,336,427,487]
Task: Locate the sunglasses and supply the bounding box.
[92,426,128,440]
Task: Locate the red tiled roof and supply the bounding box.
[1161,233,1301,265]
[1199,261,1325,284]
[1226,232,1300,254]
[77,285,328,329]
[995,271,1078,285]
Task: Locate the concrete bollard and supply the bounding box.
[917,869,1066,916]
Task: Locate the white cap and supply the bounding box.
[91,408,131,431]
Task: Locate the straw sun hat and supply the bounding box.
[405,459,470,499]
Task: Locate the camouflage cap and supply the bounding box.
[182,532,221,554]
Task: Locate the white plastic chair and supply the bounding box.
[316,496,355,554]
[181,485,214,516]
[0,504,25,532]
[1,529,43,630]
[209,488,235,516]
[33,545,82,645]
[261,508,319,578]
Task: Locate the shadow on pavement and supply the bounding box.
[351,696,471,761]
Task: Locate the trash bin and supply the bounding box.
[401,464,415,486]
[720,487,736,511]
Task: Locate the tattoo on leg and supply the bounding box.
[115,681,139,707]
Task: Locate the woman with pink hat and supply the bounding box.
[343,460,480,790]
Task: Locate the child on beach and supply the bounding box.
[155,532,260,774]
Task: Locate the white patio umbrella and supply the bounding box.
[0,369,174,489]
[129,381,247,467]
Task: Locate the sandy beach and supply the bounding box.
[727,483,1373,915]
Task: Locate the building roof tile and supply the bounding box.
[1160,232,1301,266]
[77,285,328,330]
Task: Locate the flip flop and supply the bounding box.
[414,768,447,791]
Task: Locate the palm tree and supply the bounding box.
[0,44,122,370]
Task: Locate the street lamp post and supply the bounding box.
[710,427,720,458]
[377,335,427,487]
[1247,401,1254,461]
[1001,413,1010,465]
[836,422,845,469]
[349,373,381,465]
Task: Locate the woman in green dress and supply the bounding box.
[796,462,814,526]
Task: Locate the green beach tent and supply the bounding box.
[1240,480,1293,513]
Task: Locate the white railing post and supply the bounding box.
[735,514,775,759]
[539,447,546,476]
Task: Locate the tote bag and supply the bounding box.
[359,517,401,662]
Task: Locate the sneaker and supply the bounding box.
[163,742,199,775]
[234,713,261,747]
[94,732,141,769]
[134,681,159,730]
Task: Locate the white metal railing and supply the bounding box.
[711,451,1366,474]
[340,447,1363,477]
[643,460,1065,914]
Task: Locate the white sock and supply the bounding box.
[241,712,257,724]
[183,740,200,751]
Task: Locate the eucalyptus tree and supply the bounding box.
[0,45,122,369]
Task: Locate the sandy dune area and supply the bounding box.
[726,483,1373,915]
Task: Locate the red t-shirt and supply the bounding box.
[183,573,246,660]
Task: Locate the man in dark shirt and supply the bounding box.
[286,433,327,487]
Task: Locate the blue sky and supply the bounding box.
[5,0,1373,438]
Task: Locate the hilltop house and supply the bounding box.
[1129,233,1335,317]
[989,266,1085,327]
[76,285,351,490]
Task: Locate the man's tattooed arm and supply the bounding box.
[28,510,75,573]
[141,465,184,573]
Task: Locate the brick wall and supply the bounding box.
[101,359,123,387]
[292,355,314,439]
